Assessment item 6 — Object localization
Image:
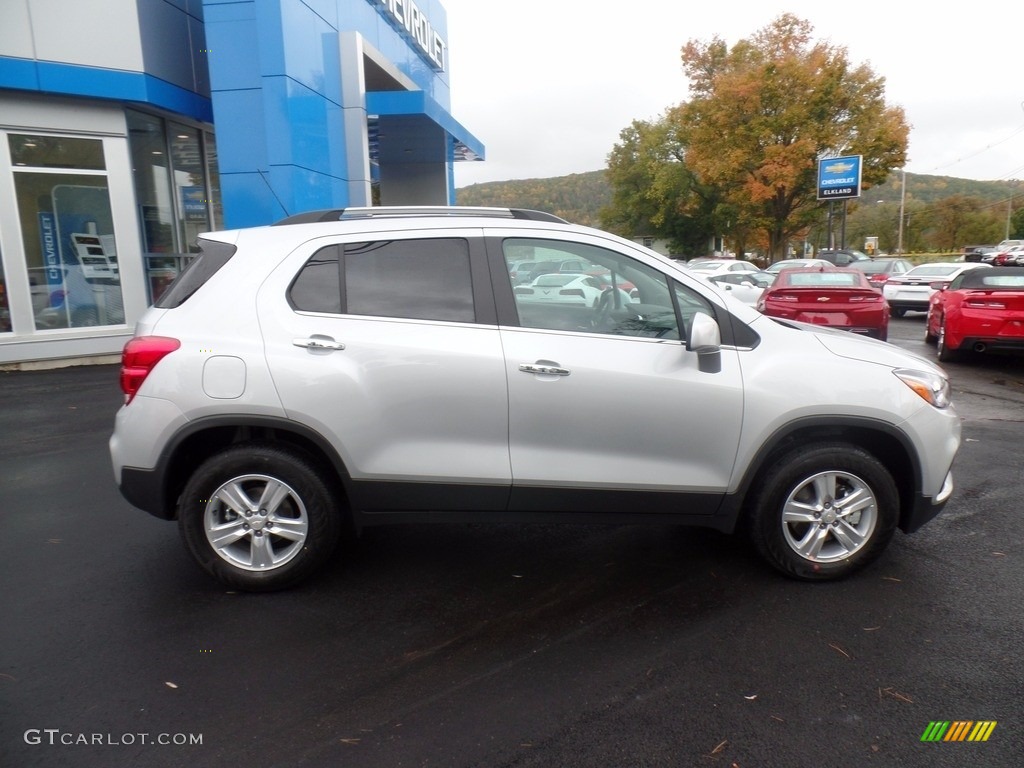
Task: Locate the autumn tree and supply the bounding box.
[676,14,909,259]
[605,14,910,260]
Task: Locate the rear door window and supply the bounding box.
[288,238,476,323]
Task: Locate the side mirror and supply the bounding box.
[687,312,722,373]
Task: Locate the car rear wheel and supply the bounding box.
[891,307,906,318]
[748,442,898,580]
[178,443,343,591]
[937,322,960,362]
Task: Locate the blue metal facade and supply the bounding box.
[0,0,483,229]
[202,0,483,227]
[0,0,212,122]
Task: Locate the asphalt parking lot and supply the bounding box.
[2,317,1023,768]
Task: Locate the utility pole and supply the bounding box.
[897,169,906,254]
[1008,184,1016,240]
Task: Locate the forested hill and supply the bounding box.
[455,169,1015,228]
[455,170,611,227]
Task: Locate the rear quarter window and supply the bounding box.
[154,238,237,309]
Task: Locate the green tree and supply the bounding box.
[600,118,720,256]
[664,15,908,260]
[930,195,986,251]
[1010,195,1024,239]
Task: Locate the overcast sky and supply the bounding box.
[441,0,1024,188]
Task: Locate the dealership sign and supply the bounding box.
[817,155,862,200]
[369,0,447,71]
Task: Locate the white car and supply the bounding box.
[109,205,960,590]
[513,273,606,306]
[883,262,991,317]
[764,258,833,274]
[685,259,760,276]
[705,271,774,307]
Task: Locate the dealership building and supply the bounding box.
[0,0,483,366]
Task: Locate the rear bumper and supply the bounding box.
[119,466,175,520]
[885,298,929,311]
[958,336,1024,354]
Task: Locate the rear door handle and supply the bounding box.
[293,337,345,351]
[519,363,570,376]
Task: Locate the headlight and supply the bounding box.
[893,368,952,409]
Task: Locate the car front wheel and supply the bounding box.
[178,444,343,591]
[748,443,898,580]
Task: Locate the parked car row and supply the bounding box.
[517,251,1023,367]
[962,240,1024,266]
[990,245,1024,266]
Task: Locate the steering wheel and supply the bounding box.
[594,287,638,330]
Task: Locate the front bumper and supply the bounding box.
[900,469,954,533]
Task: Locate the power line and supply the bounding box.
[915,104,1024,179]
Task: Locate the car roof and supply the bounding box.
[273,206,569,226]
[202,206,636,258]
[957,266,1024,288]
[906,262,982,274]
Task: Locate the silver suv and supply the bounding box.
[109,207,961,591]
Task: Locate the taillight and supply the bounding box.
[559,289,585,297]
[120,336,180,404]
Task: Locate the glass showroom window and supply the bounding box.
[128,111,221,303]
[9,134,125,330]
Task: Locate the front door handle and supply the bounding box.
[519,363,570,376]
[293,337,345,351]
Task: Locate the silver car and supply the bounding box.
[110,207,960,591]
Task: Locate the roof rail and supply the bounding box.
[272,206,568,226]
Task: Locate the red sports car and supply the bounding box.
[755,266,889,341]
[925,266,1024,361]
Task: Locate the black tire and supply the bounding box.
[923,315,937,344]
[937,322,959,363]
[891,307,906,318]
[748,442,898,581]
[178,443,343,591]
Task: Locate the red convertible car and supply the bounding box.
[926,266,1024,361]
[756,267,889,341]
